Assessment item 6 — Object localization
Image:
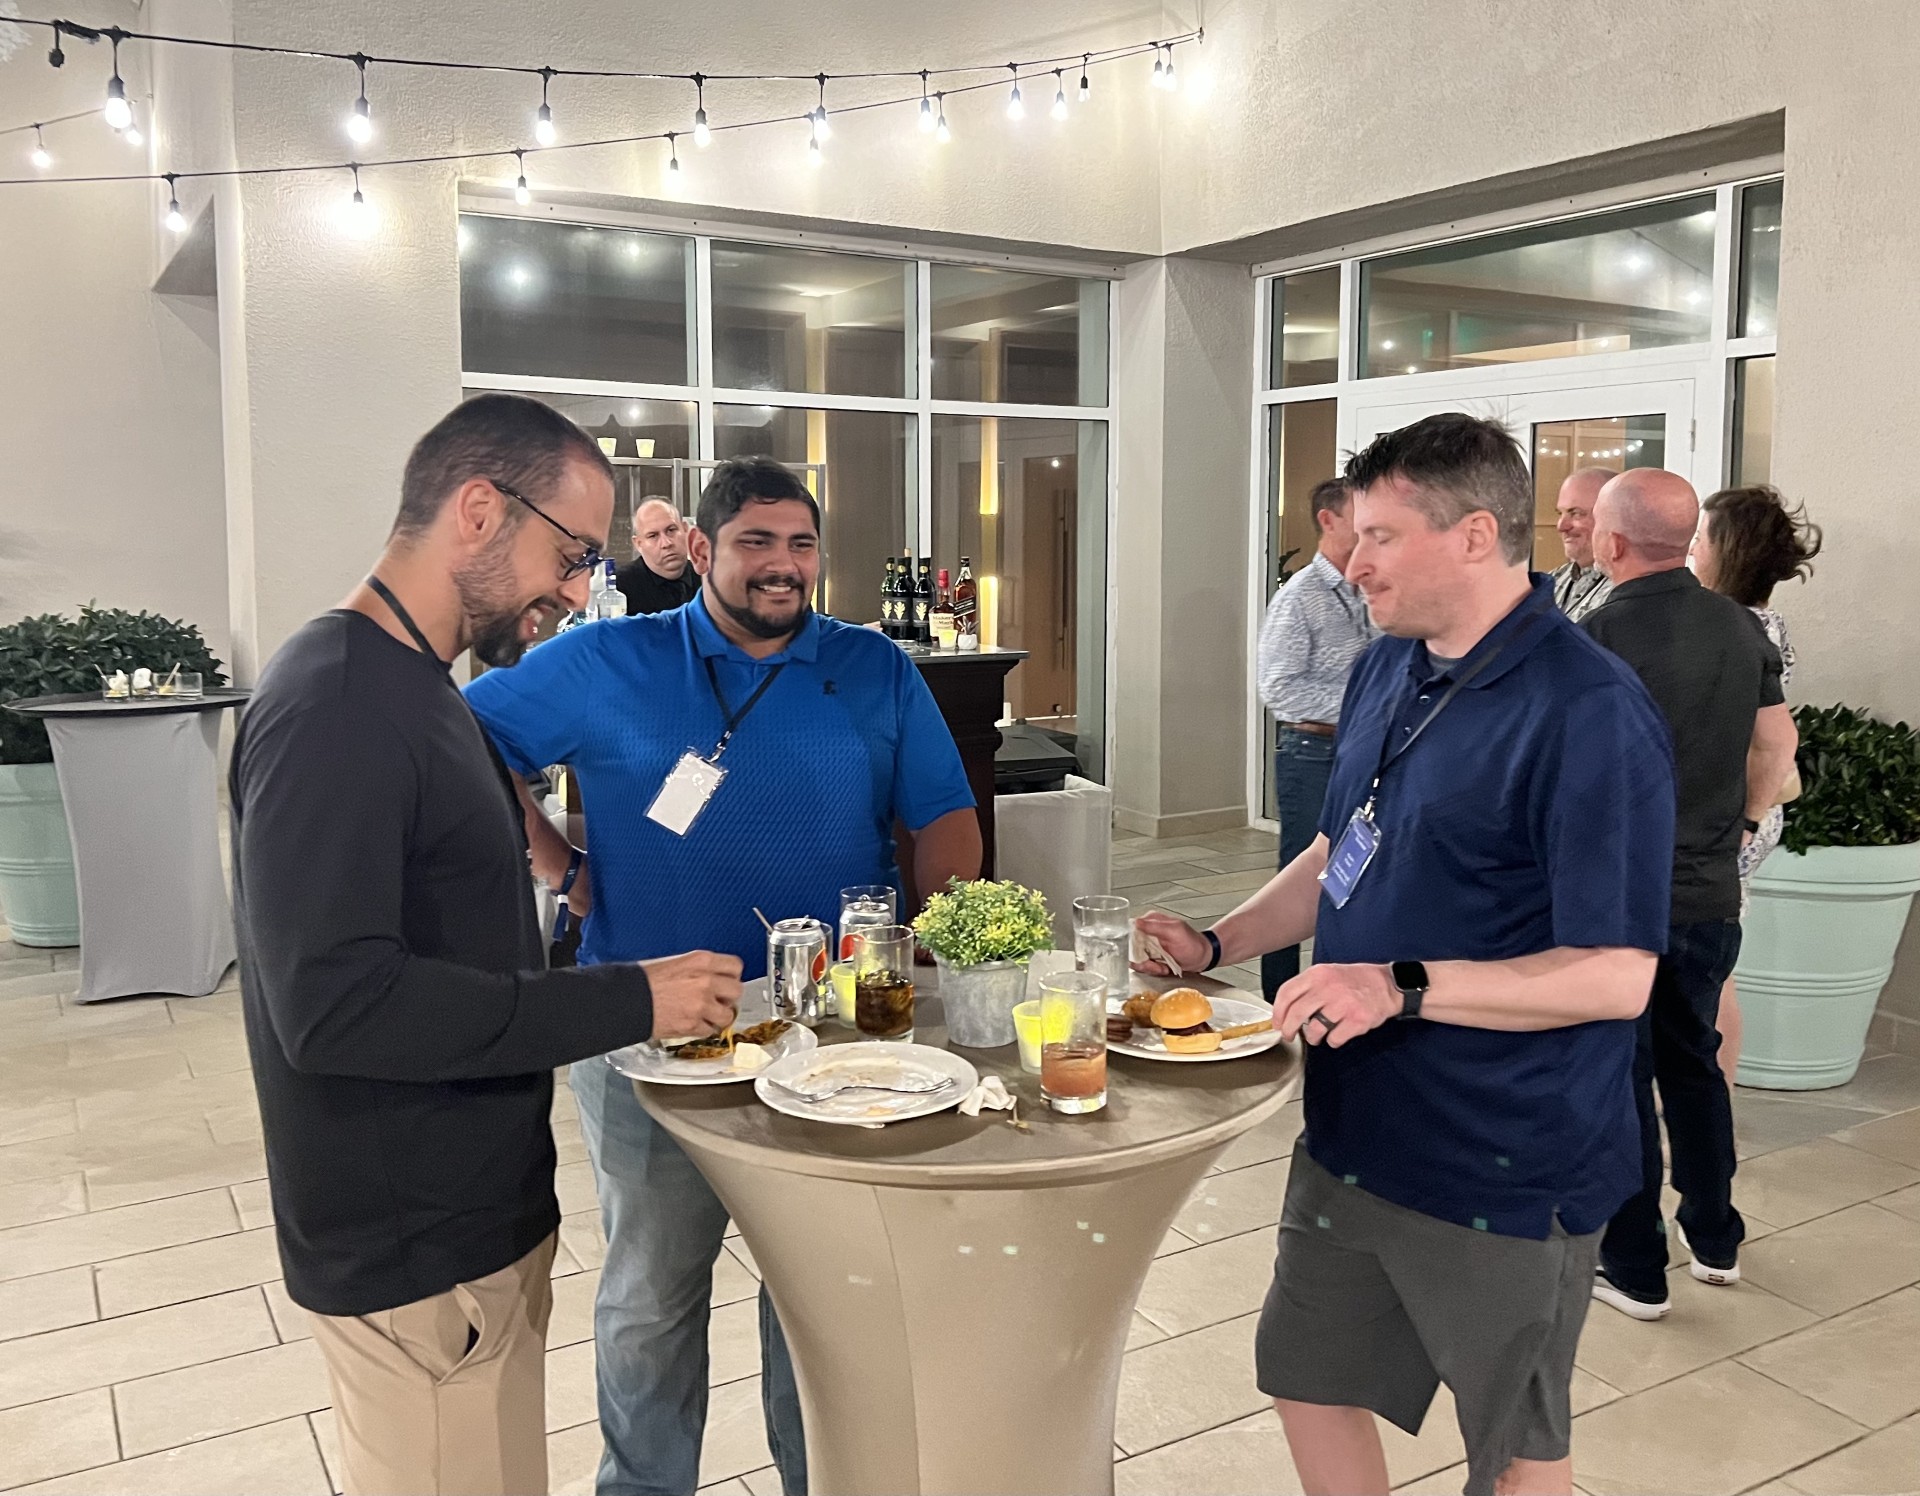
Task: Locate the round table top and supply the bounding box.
[6,688,251,719]
[637,964,1300,1189]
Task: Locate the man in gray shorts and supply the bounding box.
[1136,414,1675,1496]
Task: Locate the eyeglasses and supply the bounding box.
[491,479,604,581]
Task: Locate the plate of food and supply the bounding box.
[1105,987,1281,1063]
[608,1016,817,1086]
[754,1043,978,1126]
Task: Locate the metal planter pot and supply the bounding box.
[0,761,81,947]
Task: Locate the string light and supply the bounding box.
[513,149,530,205]
[934,91,950,143]
[534,67,556,145]
[918,69,934,132]
[163,172,185,232]
[103,34,132,131]
[123,110,143,148]
[666,131,680,176]
[691,74,710,147]
[1051,70,1068,120]
[810,74,832,141]
[1079,53,1091,102]
[1151,45,1166,89]
[1162,44,1179,90]
[30,125,50,171]
[345,162,372,234]
[346,54,373,143]
[1005,65,1024,121]
[46,22,65,68]
[807,130,823,166]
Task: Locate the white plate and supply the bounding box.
[1108,992,1281,1063]
[608,1020,817,1086]
[755,1043,978,1126]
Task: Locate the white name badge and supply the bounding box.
[1318,807,1380,910]
[645,751,727,837]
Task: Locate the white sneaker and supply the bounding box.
[1592,1266,1671,1320]
[1674,1222,1741,1286]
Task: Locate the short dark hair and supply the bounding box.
[1343,412,1534,564]
[394,393,613,539]
[1702,485,1823,607]
[1307,476,1352,534]
[696,457,821,541]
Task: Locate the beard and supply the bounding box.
[455,534,555,669]
[712,572,812,640]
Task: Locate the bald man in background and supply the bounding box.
[1550,466,1616,619]
[1580,468,1796,1321]
[615,498,699,615]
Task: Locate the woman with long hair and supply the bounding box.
[1690,484,1823,1088]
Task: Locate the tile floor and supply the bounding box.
[3,826,1919,1494]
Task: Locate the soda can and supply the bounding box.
[767,918,829,1026]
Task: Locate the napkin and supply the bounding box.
[1133,927,1185,976]
[958,1075,1017,1116]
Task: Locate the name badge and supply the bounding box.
[646,751,726,837]
[1319,807,1380,909]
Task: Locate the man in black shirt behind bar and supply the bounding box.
[231,394,742,1496]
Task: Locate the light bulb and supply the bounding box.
[30,127,51,170]
[1006,68,1024,120]
[667,134,681,176]
[1152,50,1165,88]
[918,94,934,132]
[534,103,556,146]
[808,132,823,166]
[812,105,832,141]
[1051,73,1069,120]
[165,183,186,234]
[347,95,372,144]
[1163,48,1179,89]
[514,151,531,205]
[124,121,143,147]
[935,95,950,143]
[693,108,710,147]
[104,75,133,132]
[1079,56,1091,102]
[345,167,374,236]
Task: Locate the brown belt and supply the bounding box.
[1280,720,1336,738]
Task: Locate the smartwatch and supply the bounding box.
[1201,928,1223,973]
[1390,960,1429,1020]
[1741,817,1761,834]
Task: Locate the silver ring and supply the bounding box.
[1307,1010,1336,1034]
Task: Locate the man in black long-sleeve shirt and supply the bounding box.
[231,394,741,1496]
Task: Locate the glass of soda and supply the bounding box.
[1072,895,1132,1005]
[838,885,898,959]
[851,924,916,1042]
[1039,970,1109,1113]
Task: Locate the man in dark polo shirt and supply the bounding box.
[1135,414,1673,1496]
[1581,468,1796,1319]
[231,394,742,1496]
[615,497,699,615]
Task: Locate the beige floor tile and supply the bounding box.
[263,1278,310,1342]
[1569,1366,1623,1416]
[94,1225,281,1318]
[1127,1311,1166,1350]
[727,1237,761,1280]
[0,1186,238,1282]
[0,1172,87,1231]
[710,1295,762,1387]
[1392,1460,1468,1494]
[1113,861,1215,891]
[1174,1158,1288,1244]
[1115,1312,1267,1453]
[203,1103,261,1146]
[559,1209,607,1272]
[179,1029,253,1079]
[1134,1226,1276,1337]
[1175,869,1279,896]
[697,1480,751,1496]
[1878,1181,1920,1223]
[0,1099,77,1148]
[555,1159,600,1216]
[230,1178,274,1230]
[1836,1107,1920,1170]
[1115,1409,1302,1495]
[1572,1360,1865,1496]
[75,1066,260,1133]
[741,1465,783,1496]
[14,1052,193,1113]
[309,1408,344,1494]
[0,1286,276,1410]
[1212,1101,1304,1174]
[115,1336,331,1456]
[1575,1265,1816,1393]
[545,1339,598,1433]
[1106,880,1189,909]
[1780,1411,1920,1495]
[1156,1226,1198,1257]
[1733,1138,1920,1229]
[549,1420,604,1496]
[1734,1091,1883,1162]
[6,1414,331,1495]
[83,1138,268,1212]
[700,1375,774,1486]
[1161,893,1248,923]
[1375,1384,1471,1486]
[0,1266,98,1343]
[712,1241,758,1307]
[1188,850,1282,876]
[550,1236,584,1278]
[0,1388,119,1488]
[548,1266,600,1349]
[1740,1204,1920,1316]
[1739,1286,1920,1428]
[0,1115,215,1191]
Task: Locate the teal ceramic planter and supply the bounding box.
[1734,841,1920,1090]
[0,762,81,947]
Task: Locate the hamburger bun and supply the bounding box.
[1163,1028,1223,1054]
[1121,994,1159,1028]
[1149,989,1212,1031]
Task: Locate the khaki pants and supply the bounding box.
[307,1234,557,1496]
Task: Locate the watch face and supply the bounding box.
[1392,960,1429,991]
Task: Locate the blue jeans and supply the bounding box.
[1261,728,1338,1002]
[571,1059,808,1496]
[1600,918,1747,1297]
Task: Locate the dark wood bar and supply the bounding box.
[907,647,1026,882]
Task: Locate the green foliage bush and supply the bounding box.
[1780,704,1920,853]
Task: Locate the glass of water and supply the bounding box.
[1072,895,1132,1006]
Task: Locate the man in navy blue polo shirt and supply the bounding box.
[1136,414,1674,1496]
[466,457,980,1496]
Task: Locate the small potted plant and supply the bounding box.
[1736,703,1920,1088]
[913,878,1054,1048]
[0,606,226,946]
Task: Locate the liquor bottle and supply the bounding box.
[912,557,934,645]
[954,557,979,652]
[880,558,899,638]
[896,554,914,643]
[931,568,956,650]
[593,558,627,620]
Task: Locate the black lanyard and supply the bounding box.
[703,657,786,761]
[1358,591,1552,819]
[367,575,449,675]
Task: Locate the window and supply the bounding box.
[1731,356,1775,485]
[1268,267,1341,389]
[1737,180,1782,339]
[1358,194,1717,376]
[710,242,911,398]
[1258,400,1338,819]
[458,216,692,384]
[930,265,1109,406]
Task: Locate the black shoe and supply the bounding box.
[1591,1264,1671,1321]
[1675,1222,1741,1285]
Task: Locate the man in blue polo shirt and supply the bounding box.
[1136,414,1673,1496]
[466,456,981,1496]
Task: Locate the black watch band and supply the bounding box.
[1391,960,1429,1020]
[1741,816,1761,834]
[1201,929,1222,972]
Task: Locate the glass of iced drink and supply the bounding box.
[851,924,915,1042]
[1039,970,1108,1114]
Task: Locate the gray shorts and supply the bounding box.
[1256,1143,1601,1496]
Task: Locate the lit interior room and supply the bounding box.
[3,3,1920,1494]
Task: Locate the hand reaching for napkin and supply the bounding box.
[1132,912,1208,977]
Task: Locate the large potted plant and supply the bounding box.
[912,879,1054,1048]
[0,607,227,947]
[1734,704,1920,1089]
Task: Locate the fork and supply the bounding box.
[769,1075,956,1104]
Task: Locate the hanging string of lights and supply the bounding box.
[0,16,1201,232]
